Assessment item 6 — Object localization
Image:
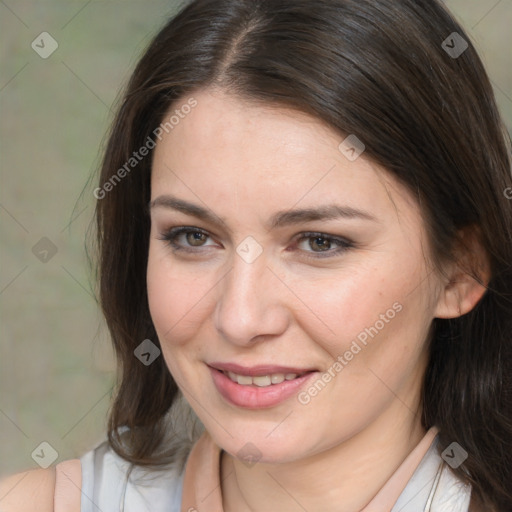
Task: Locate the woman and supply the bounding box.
[1,0,511,510]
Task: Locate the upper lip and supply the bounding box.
[208,362,317,376]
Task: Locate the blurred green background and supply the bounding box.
[0,0,511,478]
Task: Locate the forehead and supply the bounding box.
[150,89,419,224]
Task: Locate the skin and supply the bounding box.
[147,88,487,512]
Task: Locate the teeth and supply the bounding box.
[271,374,285,384]
[236,374,253,385]
[224,371,303,387]
[253,375,272,387]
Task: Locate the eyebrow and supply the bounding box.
[148,195,378,232]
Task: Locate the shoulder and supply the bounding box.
[0,466,56,512]
[0,458,82,512]
[80,438,188,511]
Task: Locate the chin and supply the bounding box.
[211,424,313,465]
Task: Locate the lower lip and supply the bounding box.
[209,367,316,409]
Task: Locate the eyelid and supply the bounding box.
[157,226,220,251]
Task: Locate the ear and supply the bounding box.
[434,225,491,319]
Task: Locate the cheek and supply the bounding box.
[296,258,431,369]
[292,266,392,338]
[147,247,184,341]
[146,246,213,348]
[297,273,430,426]
[146,251,203,381]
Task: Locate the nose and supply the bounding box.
[214,249,290,346]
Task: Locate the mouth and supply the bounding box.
[208,362,318,409]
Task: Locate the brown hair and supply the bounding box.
[93,0,512,509]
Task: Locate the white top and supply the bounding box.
[79,434,472,512]
[79,439,185,511]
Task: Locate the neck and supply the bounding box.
[221,401,427,512]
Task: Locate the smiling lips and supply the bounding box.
[208,362,317,408]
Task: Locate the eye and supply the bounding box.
[157,226,354,259]
[157,226,218,253]
[294,232,353,259]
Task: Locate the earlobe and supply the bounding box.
[434,226,491,319]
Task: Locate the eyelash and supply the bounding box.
[157,226,354,260]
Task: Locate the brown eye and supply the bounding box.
[309,236,332,252]
[158,226,217,253]
[296,232,353,259]
[186,231,208,246]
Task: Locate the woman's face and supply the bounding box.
[147,88,445,463]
